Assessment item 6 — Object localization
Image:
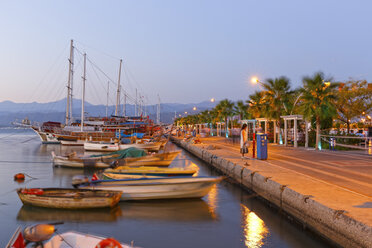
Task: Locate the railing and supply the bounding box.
[320,134,372,152]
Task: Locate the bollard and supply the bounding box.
[252,133,256,158]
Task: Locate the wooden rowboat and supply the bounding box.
[17,188,122,209]
[115,151,180,167]
[75,176,223,201]
[51,150,180,169]
[103,166,196,179]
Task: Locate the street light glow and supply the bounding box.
[210,98,215,103]
[193,107,197,111]
[184,111,188,114]
[251,77,259,84]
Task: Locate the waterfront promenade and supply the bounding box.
[171,136,372,248]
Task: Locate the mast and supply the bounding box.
[135,88,137,116]
[123,91,126,117]
[157,94,161,124]
[81,53,86,132]
[115,59,122,116]
[106,81,109,118]
[66,39,74,125]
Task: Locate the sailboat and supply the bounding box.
[32,40,156,145]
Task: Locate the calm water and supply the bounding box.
[0,128,330,248]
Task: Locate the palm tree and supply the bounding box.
[299,72,338,149]
[247,91,267,118]
[234,100,250,120]
[215,99,234,136]
[261,76,294,142]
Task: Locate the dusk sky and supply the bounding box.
[0,0,371,105]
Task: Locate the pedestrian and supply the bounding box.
[240,124,249,158]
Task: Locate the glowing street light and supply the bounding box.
[210,98,215,103]
[251,76,259,84]
[184,111,188,114]
[193,107,197,111]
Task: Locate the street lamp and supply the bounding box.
[193,107,197,111]
[251,77,259,84]
[210,98,215,103]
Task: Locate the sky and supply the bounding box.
[0,0,371,105]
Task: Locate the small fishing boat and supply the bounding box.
[74,176,223,201]
[112,150,180,167]
[51,151,110,169]
[103,166,196,179]
[84,141,162,152]
[52,150,180,169]
[17,188,122,209]
[7,224,137,248]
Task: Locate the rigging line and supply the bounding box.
[86,57,117,85]
[88,63,116,107]
[42,81,67,115]
[0,160,50,164]
[74,39,121,61]
[26,42,70,104]
[21,136,38,143]
[85,72,106,108]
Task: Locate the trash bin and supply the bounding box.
[256,133,268,160]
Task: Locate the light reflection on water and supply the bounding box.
[206,184,218,219]
[241,204,268,248]
[0,128,330,248]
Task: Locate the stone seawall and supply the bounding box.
[171,137,372,248]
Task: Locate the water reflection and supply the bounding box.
[241,204,268,248]
[17,205,122,222]
[206,184,218,219]
[119,199,216,222]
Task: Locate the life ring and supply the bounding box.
[95,238,122,248]
[21,188,44,195]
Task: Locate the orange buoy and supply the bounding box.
[95,238,122,248]
[14,173,25,181]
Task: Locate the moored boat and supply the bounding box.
[51,151,110,169]
[7,224,137,248]
[74,176,223,201]
[84,141,162,152]
[17,188,122,209]
[51,149,179,169]
[115,150,180,167]
[103,166,196,179]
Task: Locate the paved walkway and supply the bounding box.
[177,136,372,229]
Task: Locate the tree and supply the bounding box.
[234,100,250,120]
[299,72,338,150]
[215,99,234,135]
[247,91,267,118]
[335,80,372,133]
[261,76,294,141]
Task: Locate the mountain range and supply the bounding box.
[0,98,217,126]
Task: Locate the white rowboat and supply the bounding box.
[76,176,223,201]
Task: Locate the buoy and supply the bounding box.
[14,173,25,181]
[95,238,122,248]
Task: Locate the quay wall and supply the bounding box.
[171,137,372,248]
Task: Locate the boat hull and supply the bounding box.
[79,177,223,201]
[84,142,162,152]
[17,188,122,209]
[52,151,180,169]
[52,152,109,169]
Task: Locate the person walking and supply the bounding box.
[240,124,249,158]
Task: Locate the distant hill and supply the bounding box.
[0,99,217,126]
